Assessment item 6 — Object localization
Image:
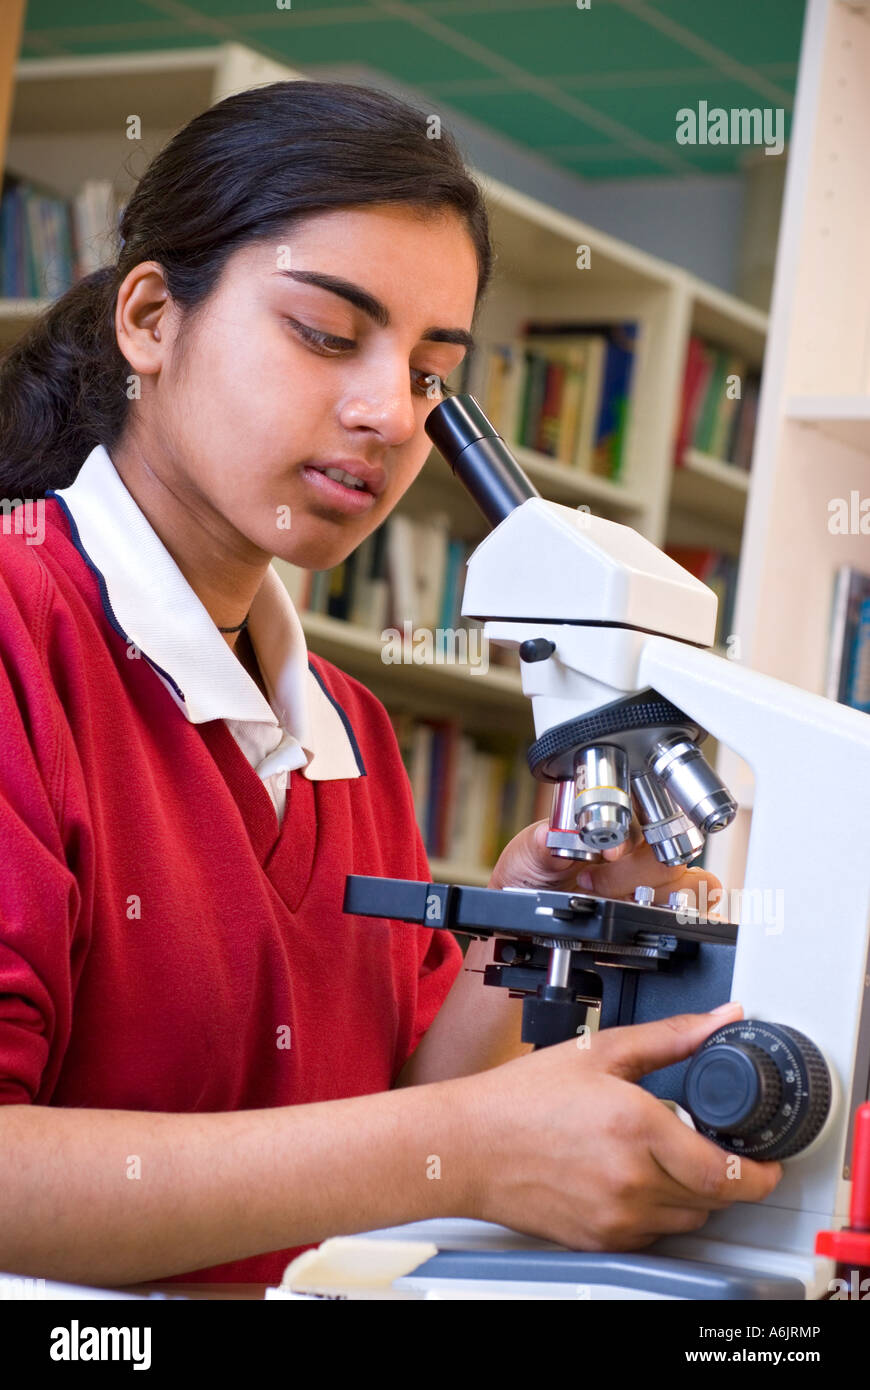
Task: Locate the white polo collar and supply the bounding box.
[48,446,365,781]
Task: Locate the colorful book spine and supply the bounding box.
[674,333,761,471]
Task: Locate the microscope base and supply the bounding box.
[352,1219,820,1300]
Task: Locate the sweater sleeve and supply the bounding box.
[0,560,85,1104]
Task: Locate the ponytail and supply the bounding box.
[0,266,126,499]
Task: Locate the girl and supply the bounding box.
[0,81,779,1287]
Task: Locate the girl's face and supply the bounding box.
[143,204,481,571]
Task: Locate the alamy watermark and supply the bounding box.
[381,621,489,675]
[676,102,785,157]
[0,498,45,546]
[674,880,785,936]
[829,491,870,534]
[828,1270,870,1299]
[50,1322,151,1370]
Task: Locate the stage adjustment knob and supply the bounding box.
[681,1020,831,1160]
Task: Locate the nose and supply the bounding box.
[337,356,419,447]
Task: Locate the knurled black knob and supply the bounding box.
[681,1020,832,1160]
[684,1041,781,1137]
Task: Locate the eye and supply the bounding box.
[413,370,455,399]
[286,317,355,354]
[289,317,457,399]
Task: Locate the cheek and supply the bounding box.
[174,336,321,463]
[384,435,433,503]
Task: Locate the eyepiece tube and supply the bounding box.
[425,394,540,528]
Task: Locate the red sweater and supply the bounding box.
[0,497,462,1283]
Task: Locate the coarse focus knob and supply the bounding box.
[681,1020,832,1160]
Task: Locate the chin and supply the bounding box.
[267,532,353,572]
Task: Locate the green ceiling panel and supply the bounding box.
[447,6,695,76]
[24,0,162,26]
[237,22,497,83]
[648,0,807,67]
[440,90,615,150]
[18,0,807,182]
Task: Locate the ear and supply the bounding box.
[114,261,174,377]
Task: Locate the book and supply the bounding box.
[674,334,761,471]
[524,321,638,480]
[0,173,118,299]
[827,566,870,711]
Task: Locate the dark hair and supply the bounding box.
[0,81,493,499]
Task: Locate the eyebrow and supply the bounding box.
[273,269,476,350]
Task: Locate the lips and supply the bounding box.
[305,458,387,497]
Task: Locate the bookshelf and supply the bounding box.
[298,611,527,728]
[1,41,772,887]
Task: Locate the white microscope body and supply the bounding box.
[466,495,870,1295]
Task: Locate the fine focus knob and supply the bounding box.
[684,1042,782,1137]
[682,1020,832,1160]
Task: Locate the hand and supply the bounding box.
[488,816,720,908]
[457,1002,783,1251]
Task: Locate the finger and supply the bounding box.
[648,1108,785,1207]
[601,818,644,861]
[623,865,724,908]
[530,821,581,876]
[591,1003,744,1081]
[492,821,578,892]
[648,1152,740,1211]
[601,839,631,862]
[634,1206,716,1238]
[594,847,722,904]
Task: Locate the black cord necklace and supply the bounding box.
[217,614,250,633]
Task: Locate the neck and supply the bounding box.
[110,437,271,650]
[234,624,268,698]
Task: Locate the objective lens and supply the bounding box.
[545,778,603,862]
[573,745,632,850]
[631,770,705,867]
[647,736,737,834]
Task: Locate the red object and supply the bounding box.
[0,499,462,1283]
[673,335,711,465]
[816,1103,870,1265]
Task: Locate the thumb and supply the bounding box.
[589,1001,744,1082]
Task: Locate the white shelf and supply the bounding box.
[684,273,769,363]
[670,448,751,530]
[299,612,527,718]
[479,173,679,292]
[787,395,870,451]
[0,296,51,343]
[0,295,50,315]
[510,444,646,513]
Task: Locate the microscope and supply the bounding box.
[342,395,870,1300]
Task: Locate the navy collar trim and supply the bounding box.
[47,488,186,701]
[307,660,367,778]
